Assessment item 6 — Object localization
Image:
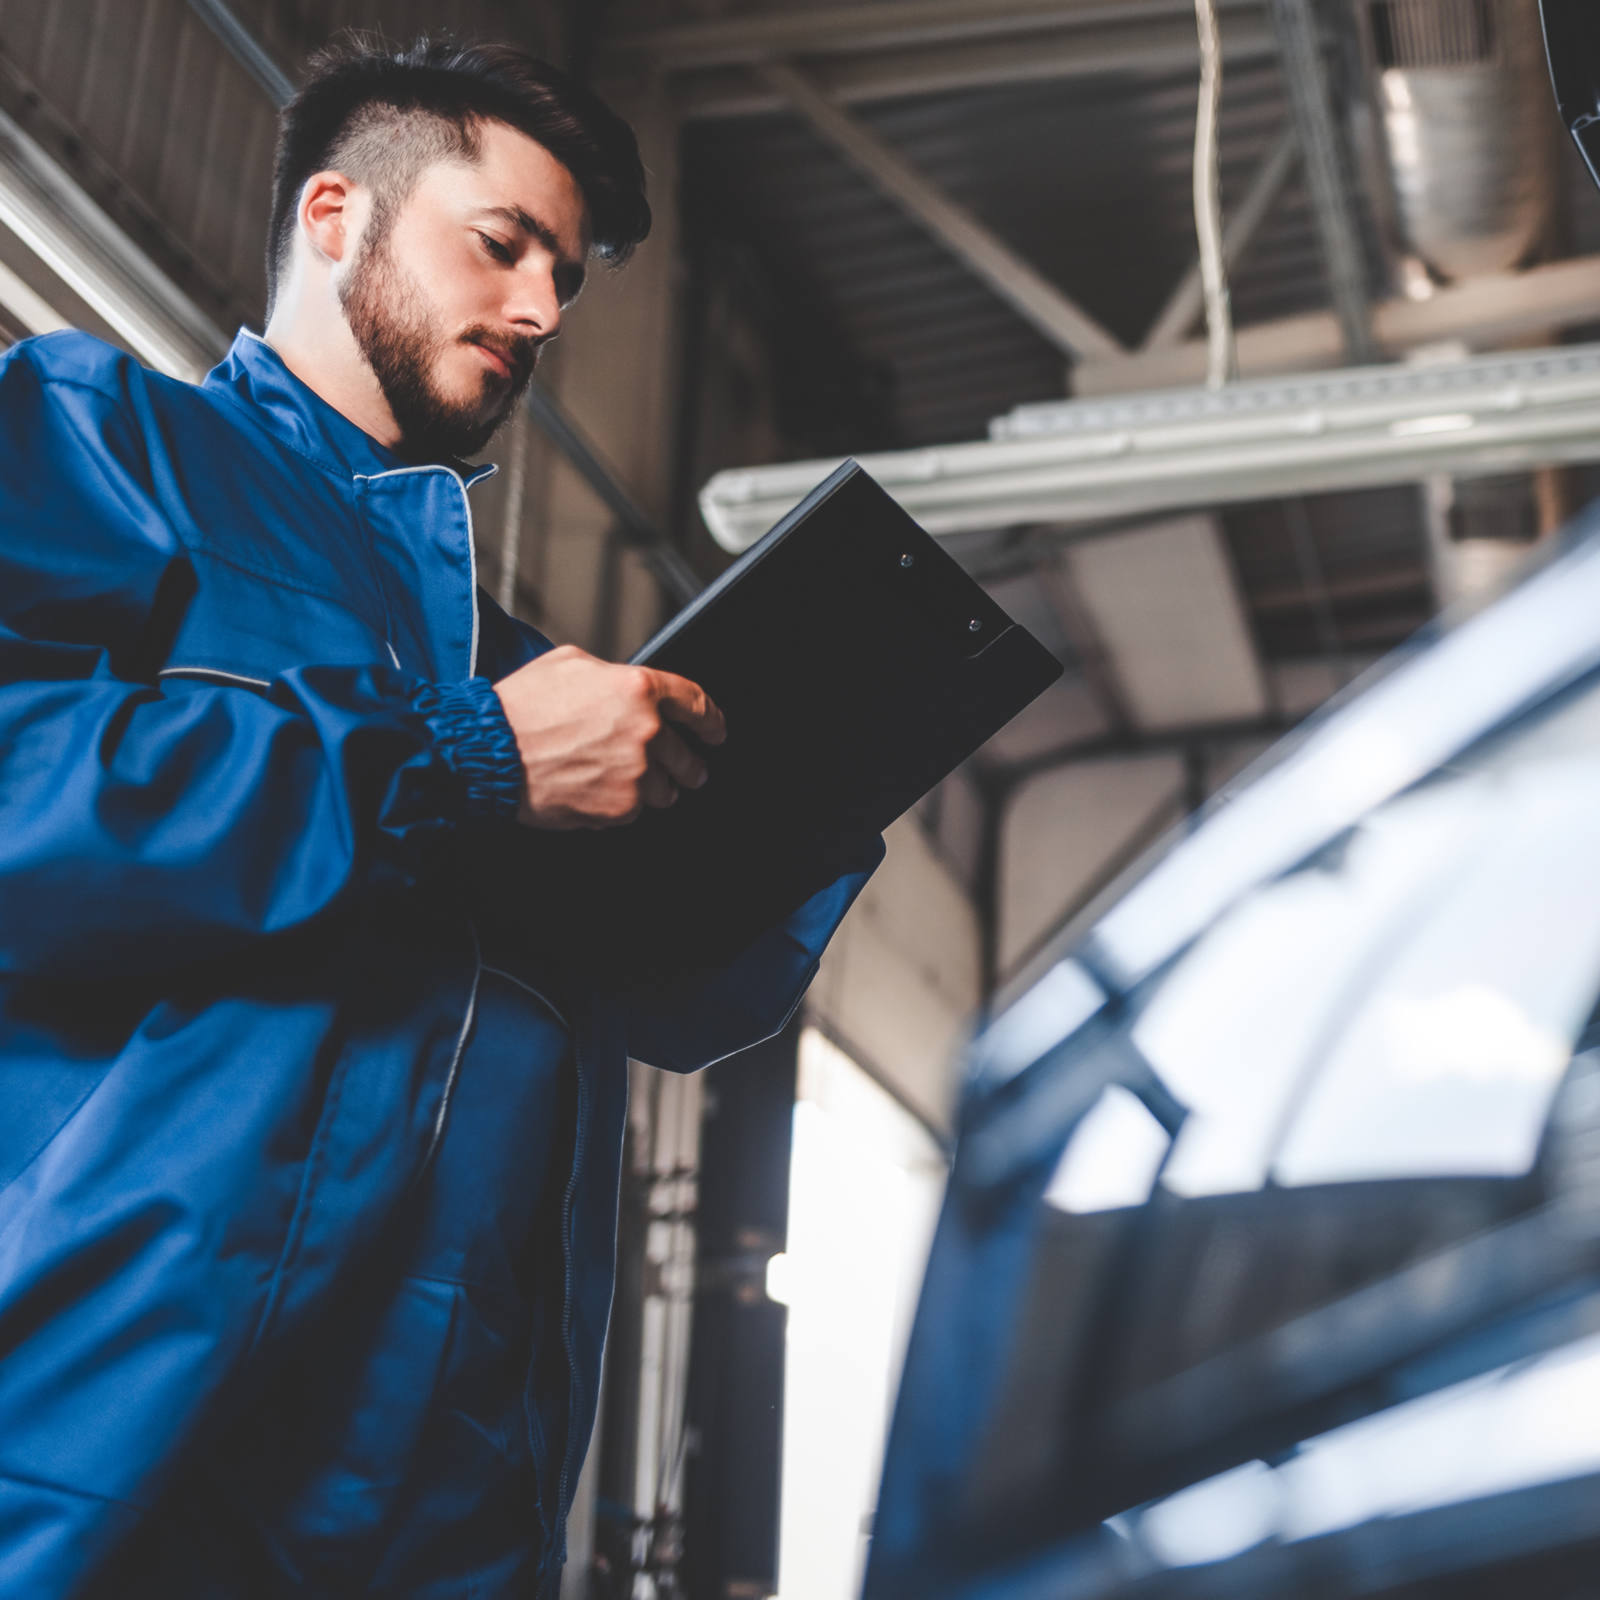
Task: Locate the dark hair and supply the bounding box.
[267,37,651,306]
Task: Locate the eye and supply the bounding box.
[476,231,513,263]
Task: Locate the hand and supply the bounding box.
[492,644,727,830]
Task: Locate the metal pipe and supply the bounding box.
[1282,496,1350,686]
[523,383,703,605]
[496,409,530,614]
[185,0,295,108]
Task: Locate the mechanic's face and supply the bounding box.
[341,120,590,461]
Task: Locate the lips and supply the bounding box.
[470,341,514,380]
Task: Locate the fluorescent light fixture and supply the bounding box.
[699,345,1600,551]
[1390,411,1475,436]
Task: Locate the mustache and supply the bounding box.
[460,327,542,385]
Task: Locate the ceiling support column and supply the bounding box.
[1269,0,1376,363]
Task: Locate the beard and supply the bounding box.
[340,224,539,463]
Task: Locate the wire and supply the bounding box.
[1193,0,1236,389]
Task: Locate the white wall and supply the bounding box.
[998,755,1186,977]
[774,1031,945,1600]
[806,815,982,1136]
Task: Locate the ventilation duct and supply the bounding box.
[1369,0,1497,67]
[1364,0,1559,281]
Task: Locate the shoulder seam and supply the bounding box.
[10,334,142,398]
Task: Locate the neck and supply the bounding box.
[263,271,402,449]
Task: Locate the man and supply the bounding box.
[0,38,878,1599]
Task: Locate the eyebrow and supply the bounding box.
[481,203,587,300]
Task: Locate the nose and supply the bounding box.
[506,259,562,346]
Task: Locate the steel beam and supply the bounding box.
[757,61,1124,362]
[185,0,295,108]
[0,106,227,378]
[606,0,1262,69]
[662,11,1273,120]
[1269,0,1375,362]
[1142,125,1299,350]
[1082,252,1600,391]
[0,257,68,337]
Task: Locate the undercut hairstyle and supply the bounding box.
[266,37,651,312]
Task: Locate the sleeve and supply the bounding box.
[472,585,555,678]
[625,833,885,1073]
[0,349,523,979]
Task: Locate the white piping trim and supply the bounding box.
[158,665,271,689]
[479,964,570,1031]
[422,920,483,1174]
[385,640,401,669]
[355,464,481,679]
[461,468,481,677]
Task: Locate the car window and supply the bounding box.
[956,672,1600,1573]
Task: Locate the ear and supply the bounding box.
[298,170,361,265]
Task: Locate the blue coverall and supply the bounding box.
[0,329,879,1596]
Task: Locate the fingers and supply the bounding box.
[650,725,708,792]
[497,648,723,830]
[646,668,727,746]
[638,763,679,812]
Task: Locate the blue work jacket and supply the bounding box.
[0,329,879,1597]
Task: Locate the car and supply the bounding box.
[866,485,1600,1600]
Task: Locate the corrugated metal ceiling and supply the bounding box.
[682,47,1349,452]
[0,0,560,332]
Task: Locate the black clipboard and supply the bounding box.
[514,461,1063,985]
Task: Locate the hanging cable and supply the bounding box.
[1193,0,1236,389]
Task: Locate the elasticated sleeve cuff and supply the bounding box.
[413,677,523,826]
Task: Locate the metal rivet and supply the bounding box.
[900,553,914,567]
[969,619,982,632]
